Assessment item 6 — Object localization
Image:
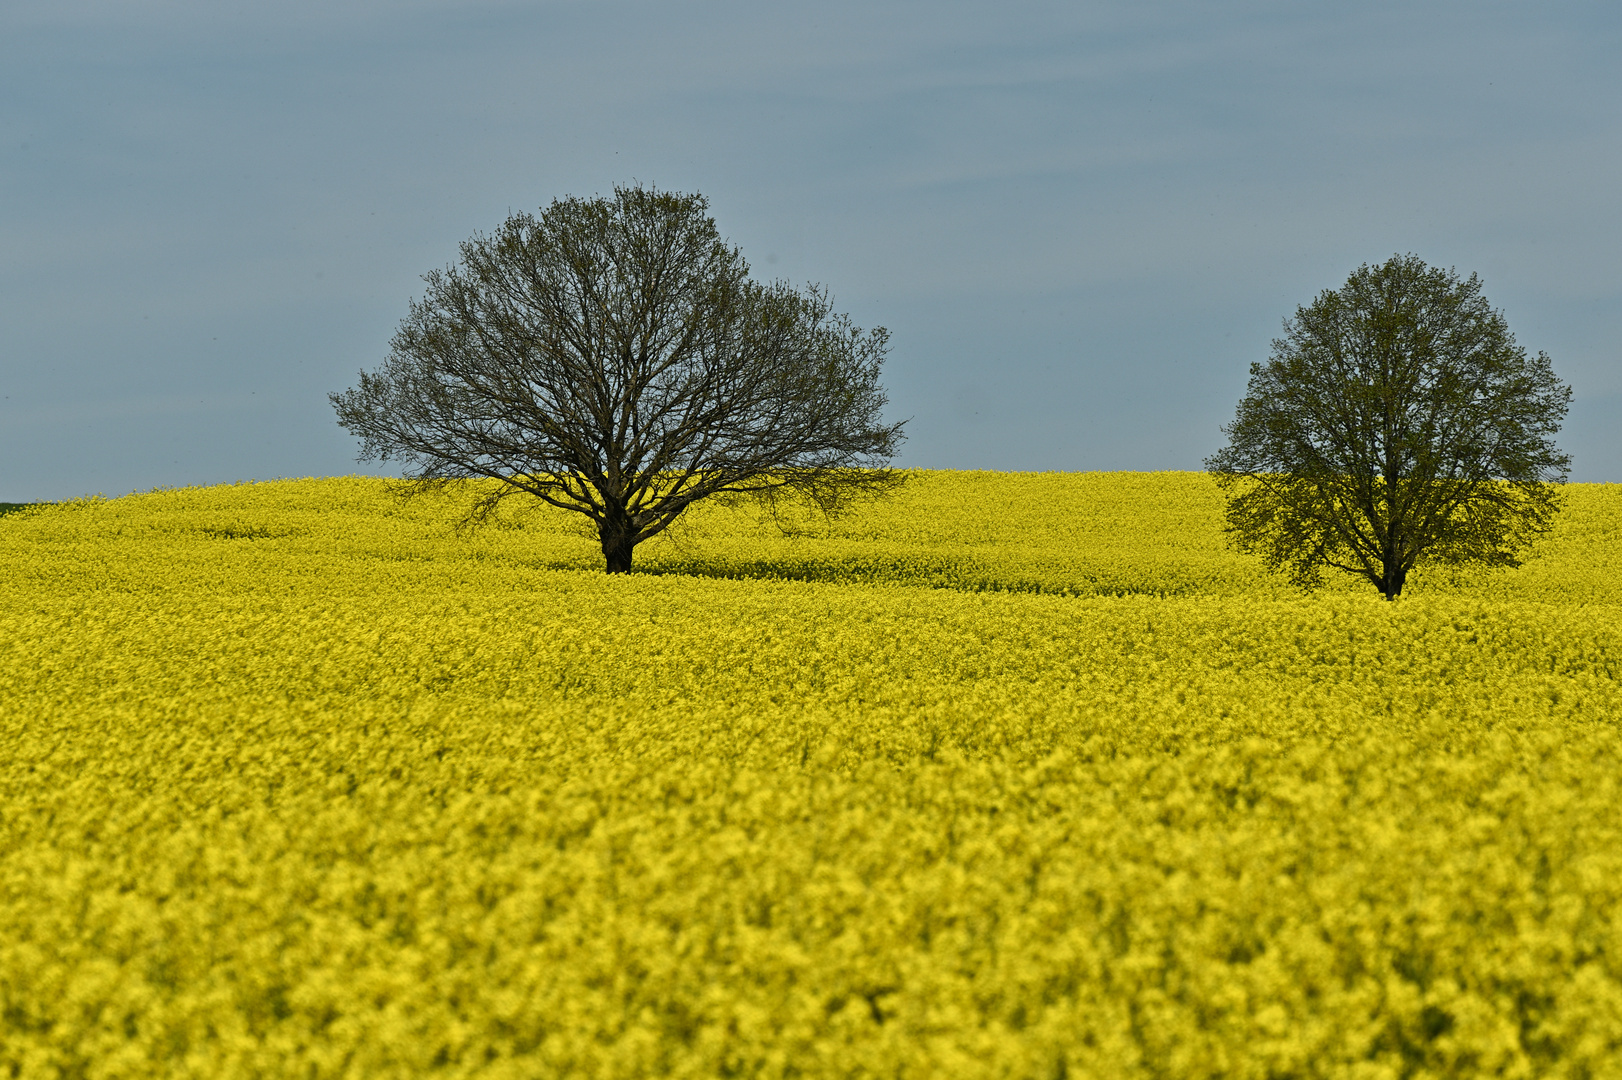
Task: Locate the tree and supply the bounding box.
[1205,254,1571,600]
[331,185,906,573]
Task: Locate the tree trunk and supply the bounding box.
[1378,562,1407,601]
[602,528,635,573]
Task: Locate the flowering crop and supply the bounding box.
[2,472,1620,1078]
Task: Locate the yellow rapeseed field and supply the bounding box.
[2,471,1620,1079]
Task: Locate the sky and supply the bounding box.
[3,0,1618,501]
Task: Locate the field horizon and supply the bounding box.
[5,469,1618,601]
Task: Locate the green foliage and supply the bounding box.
[1207,255,1571,599]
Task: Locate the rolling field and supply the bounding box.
[3,471,1621,1079]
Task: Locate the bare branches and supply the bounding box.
[1206,255,1571,599]
[332,184,906,573]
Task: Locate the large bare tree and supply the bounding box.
[1206,254,1571,600]
[332,185,906,572]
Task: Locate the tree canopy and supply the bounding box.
[331,185,905,572]
[1205,254,1571,599]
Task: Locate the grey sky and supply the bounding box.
[3,0,1618,501]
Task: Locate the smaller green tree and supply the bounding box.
[1206,254,1571,600]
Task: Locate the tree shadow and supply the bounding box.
[626,551,1188,598]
